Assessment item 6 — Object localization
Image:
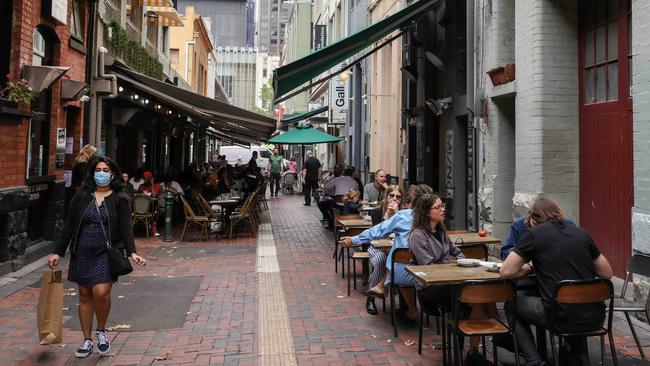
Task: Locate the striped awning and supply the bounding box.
[139,0,184,27]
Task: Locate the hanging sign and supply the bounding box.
[329,74,348,125]
[50,0,68,24]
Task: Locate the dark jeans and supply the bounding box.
[270,172,281,196]
[507,295,592,365]
[303,179,319,205]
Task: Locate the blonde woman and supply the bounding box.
[342,188,362,214]
[381,185,404,220]
[66,145,98,211]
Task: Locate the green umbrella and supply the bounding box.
[268,124,341,144]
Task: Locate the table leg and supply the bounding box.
[536,326,547,362]
[361,243,369,285]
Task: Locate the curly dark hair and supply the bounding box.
[404,183,433,207]
[83,156,124,193]
[412,193,447,235]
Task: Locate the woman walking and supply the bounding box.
[48,156,146,358]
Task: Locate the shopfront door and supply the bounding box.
[579,0,633,276]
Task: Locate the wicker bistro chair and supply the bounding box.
[194,191,223,222]
[612,254,650,358]
[179,194,210,241]
[132,194,155,238]
[549,279,618,366]
[229,193,258,239]
[390,248,417,338]
[451,280,520,366]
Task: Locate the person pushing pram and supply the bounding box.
[281,156,299,193]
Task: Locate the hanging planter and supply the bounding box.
[487,63,516,87]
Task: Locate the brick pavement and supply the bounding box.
[0,193,648,365]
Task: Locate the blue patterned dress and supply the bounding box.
[68,200,114,286]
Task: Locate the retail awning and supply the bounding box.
[272,0,436,103]
[140,0,184,27]
[109,65,275,142]
[282,106,328,125]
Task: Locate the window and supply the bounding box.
[33,30,46,66]
[161,27,169,55]
[583,0,620,104]
[263,68,267,77]
[71,0,84,40]
[170,48,179,64]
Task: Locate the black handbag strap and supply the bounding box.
[93,194,111,249]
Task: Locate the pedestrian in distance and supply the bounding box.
[268,149,283,198]
[48,156,146,358]
[302,150,322,206]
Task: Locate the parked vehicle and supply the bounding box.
[219,145,272,172]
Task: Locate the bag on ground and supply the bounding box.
[37,270,63,345]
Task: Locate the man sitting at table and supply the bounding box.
[410,193,497,365]
[500,197,614,366]
[364,169,388,203]
[322,166,359,222]
[340,184,433,317]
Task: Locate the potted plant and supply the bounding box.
[0,78,32,107]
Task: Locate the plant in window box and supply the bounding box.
[0,79,33,106]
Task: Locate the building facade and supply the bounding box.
[176,0,249,48]
[256,0,293,56]
[215,47,258,110]
[170,6,214,96]
[0,0,90,274]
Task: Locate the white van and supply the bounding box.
[220,145,272,172]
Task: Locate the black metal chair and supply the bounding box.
[612,254,650,359]
[548,279,618,366]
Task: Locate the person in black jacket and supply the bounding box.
[48,156,146,358]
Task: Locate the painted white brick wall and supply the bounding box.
[632,0,650,254]
[513,0,580,220]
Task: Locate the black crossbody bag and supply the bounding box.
[94,196,133,277]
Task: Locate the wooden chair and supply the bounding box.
[332,208,362,276]
[612,254,650,358]
[460,244,488,261]
[179,194,209,241]
[229,193,257,239]
[344,227,367,296]
[548,279,617,366]
[451,280,520,366]
[390,248,416,338]
[132,194,154,238]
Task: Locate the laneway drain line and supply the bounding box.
[256,222,297,365]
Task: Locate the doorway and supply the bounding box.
[579,0,633,276]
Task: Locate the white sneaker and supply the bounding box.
[75,339,93,358]
[96,330,110,355]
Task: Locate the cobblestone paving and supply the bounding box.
[0,193,648,365]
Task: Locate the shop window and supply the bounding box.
[71,0,84,41]
[583,0,620,104]
[33,30,46,66]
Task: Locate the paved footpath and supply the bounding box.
[0,194,648,365]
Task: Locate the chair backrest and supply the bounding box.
[179,194,199,220]
[554,279,613,304]
[133,194,152,215]
[459,280,515,304]
[460,244,488,261]
[194,192,215,216]
[628,254,650,277]
[333,194,345,204]
[392,247,412,266]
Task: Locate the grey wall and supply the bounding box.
[177,0,248,47]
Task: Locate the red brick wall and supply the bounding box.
[2,0,89,187]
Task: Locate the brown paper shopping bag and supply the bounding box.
[37,270,63,345]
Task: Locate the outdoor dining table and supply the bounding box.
[338,219,373,287]
[370,238,393,250]
[337,219,373,230]
[209,198,241,236]
[448,233,501,246]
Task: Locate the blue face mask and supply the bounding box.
[94,171,112,186]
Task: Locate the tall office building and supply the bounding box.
[176,0,258,109]
[256,0,292,56]
[176,0,254,48]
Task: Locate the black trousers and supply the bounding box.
[269,172,281,196]
[303,179,319,205]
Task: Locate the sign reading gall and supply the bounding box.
[330,75,348,125]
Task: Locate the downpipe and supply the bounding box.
[95,47,118,148]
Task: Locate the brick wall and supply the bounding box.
[2,0,89,187]
[513,0,580,220]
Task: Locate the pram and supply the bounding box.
[281,173,297,194]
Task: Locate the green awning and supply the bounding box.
[273,0,436,102]
[282,106,328,125]
[268,125,341,144]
